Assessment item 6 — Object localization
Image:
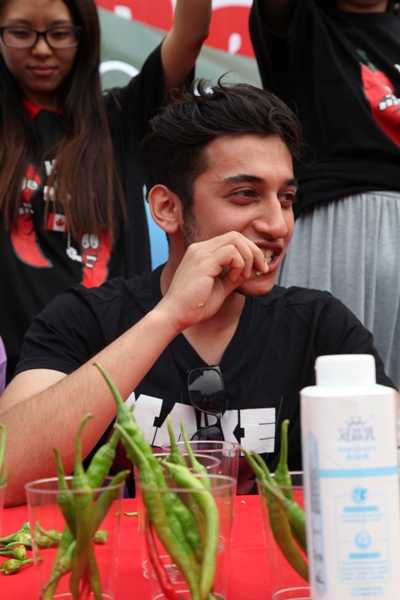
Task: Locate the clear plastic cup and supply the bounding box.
[257,472,311,600]
[138,473,236,600]
[25,476,124,599]
[135,451,221,578]
[161,441,240,490]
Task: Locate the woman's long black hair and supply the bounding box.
[0,0,125,242]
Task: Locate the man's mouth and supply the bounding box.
[261,248,274,264]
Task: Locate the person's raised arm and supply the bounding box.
[256,0,297,34]
[0,232,268,506]
[161,0,212,94]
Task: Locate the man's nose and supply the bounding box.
[254,199,291,239]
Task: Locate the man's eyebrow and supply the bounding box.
[223,174,265,185]
[286,177,299,188]
[223,174,298,188]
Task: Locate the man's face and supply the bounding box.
[182,133,297,296]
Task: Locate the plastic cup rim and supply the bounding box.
[137,473,237,493]
[161,440,240,452]
[151,451,221,466]
[257,470,303,490]
[25,475,125,495]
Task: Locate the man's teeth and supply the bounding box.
[261,248,274,264]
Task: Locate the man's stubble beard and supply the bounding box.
[182,205,201,249]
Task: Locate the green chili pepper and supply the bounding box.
[2,532,32,550]
[53,448,76,535]
[41,450,76,600]
[242,447,308,582]
[69,414,95,600]
[0,423,8,485]
[168,487,203,560]
[42,419,123,600]
[40,540,76,600]
[162,461,219,600]
[115,423,202,600]
[0,545,27,560]
[2,540,31,553]
[261,481,308,581]
[259,479,307,552]
[86,429,120,489]
[36,536,59,550]
[87,545,103,600]
[96,364,204,600]
[0,522,30,545]
[93,530,108,545]
[0,557,40,575]
[34,524,61,549]
[251,447,307,552]
[94,363,159,474]
[91,469,130,534]
[180,422,209,481]
[274,420,294,501]
[166,416,187,467]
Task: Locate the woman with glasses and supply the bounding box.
[0,0,212,385]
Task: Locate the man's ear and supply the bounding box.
[148,185,182,234]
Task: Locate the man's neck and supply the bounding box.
[182,292,246,365]
[160,258,246,365]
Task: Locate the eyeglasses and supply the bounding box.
[0,26,82,49]
[187,366,226,441]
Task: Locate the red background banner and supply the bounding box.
[95,0,254,57]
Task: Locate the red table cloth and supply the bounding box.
[0,495,271,599]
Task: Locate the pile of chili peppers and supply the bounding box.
[243,419,308,582]
[0,521,38,575]
[0,424,29,576]
[95,362,221,600]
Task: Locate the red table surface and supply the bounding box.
[0,495,271,599]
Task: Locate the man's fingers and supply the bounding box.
[187,232,268,280]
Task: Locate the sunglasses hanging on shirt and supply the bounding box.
[187,366,226,441]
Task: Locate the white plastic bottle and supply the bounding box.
[300,354,400,599]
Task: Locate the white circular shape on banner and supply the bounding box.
[113,5,132,20]
[99,60,139,78]
[171,0,251,10]
[228,33,242,54]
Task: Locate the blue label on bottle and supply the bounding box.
[308,431,326,596]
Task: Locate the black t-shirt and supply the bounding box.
[250,0,400,217]
[16,266,392,493]
[0,44,164,382]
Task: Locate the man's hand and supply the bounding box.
[158,232,268,332]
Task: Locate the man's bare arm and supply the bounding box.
[0,308,180,506]
[161,0,212,94]
[0,232,268,506]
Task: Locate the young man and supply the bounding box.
[0,82,392,506]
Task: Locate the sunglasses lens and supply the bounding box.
[191,425,224,441]
[188,368,225,414]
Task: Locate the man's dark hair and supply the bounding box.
[141,79,303,212]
